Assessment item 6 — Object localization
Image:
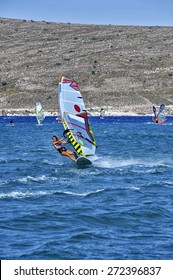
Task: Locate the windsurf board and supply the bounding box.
[76,156,92,166]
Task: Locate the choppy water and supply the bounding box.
[0,116,173,260]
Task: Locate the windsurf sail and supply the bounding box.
[56,107,62,123]
[158,104,166,124]
[35,101,45,124]
[2,110,7,118]
[153,106,157,118]
[100,108,105,119]
[58,75,97,157]
[152,104,166,124]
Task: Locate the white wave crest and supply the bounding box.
[0,175,58,187]
[0,188,105,199]
[59,188,105,197]
[93,156,173,169]
[0,190,51,199]
[93,157,140,168]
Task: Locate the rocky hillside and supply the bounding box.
[0,17,173,115]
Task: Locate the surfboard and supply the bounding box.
[76,156,92,166]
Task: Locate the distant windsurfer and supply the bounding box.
[152,117,158,123]
[52,135,78,162]
[9,119,14,126]
[100,108,105,119]
[152,104,166,124]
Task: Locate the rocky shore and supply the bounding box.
[0,18,173,116]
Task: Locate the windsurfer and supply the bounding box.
[152,117,158,123]
[52,135,78,162]
[9,119,14,126]
[152,104,166,124]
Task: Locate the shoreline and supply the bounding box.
[2,112,152,117]
[1,109,152,117]
[2,105,173,117]
[0,112,155,118]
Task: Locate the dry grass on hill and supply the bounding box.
[0,17,173,115]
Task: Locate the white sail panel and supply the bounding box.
[58,76,96,156]
[152,104,166,124]
[36,101,45,124]
[158,104,166,124]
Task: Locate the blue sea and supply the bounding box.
[1,116,173,260]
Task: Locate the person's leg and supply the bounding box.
[66,149,78,159]
[73,151,78,159]
[62,151,76,162]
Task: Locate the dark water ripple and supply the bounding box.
[0,117,173,259]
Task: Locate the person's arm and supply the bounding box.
[52,142,57,147]
[52,140,61,146]
[61,140,69,144]
[59,137,69,144]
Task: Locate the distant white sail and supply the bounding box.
[35,101,45,124]
[58,75,97,157]
[2,110,7,118]
[152,104,166,124]
[158,104,166,124]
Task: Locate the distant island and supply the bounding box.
[0,17,173,116]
